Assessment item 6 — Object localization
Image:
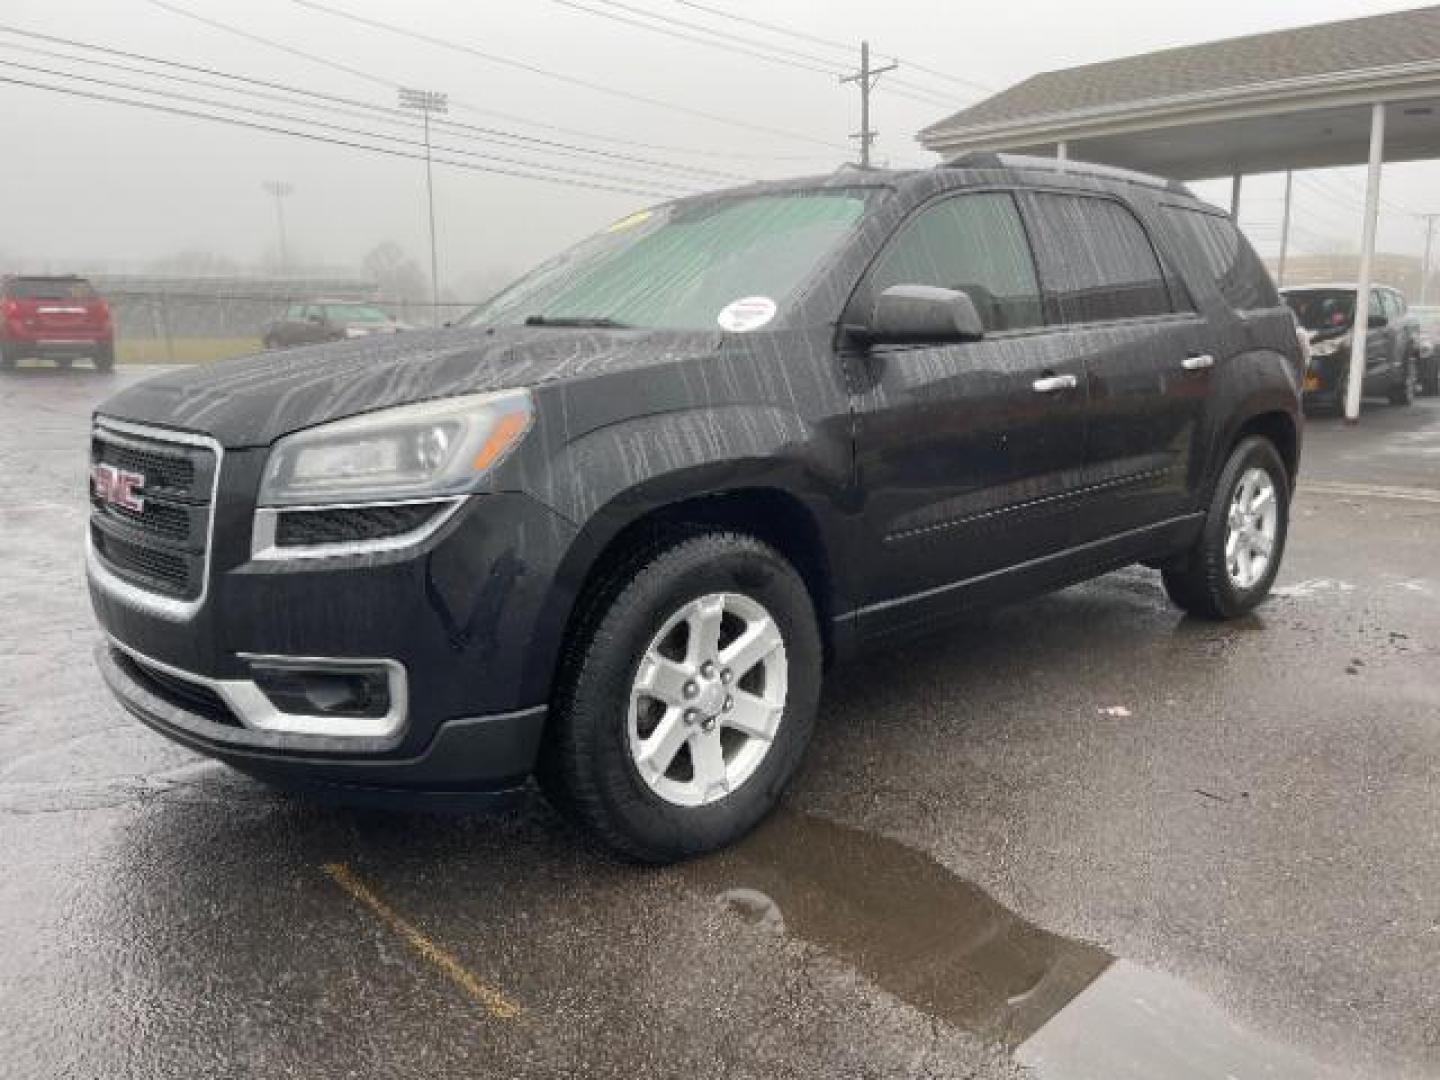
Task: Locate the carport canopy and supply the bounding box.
[919,5,1440,420]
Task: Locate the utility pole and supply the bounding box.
[839,41,897,169]
[262,180,294,274]
[1277,170,1293,288]
[398,87,448,326]
[1419,213,1438,306]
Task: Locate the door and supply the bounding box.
[845,190,1088,632]
[1020,191,1215,539]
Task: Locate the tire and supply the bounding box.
[95,346,115,373]
[1420,356,1440,397]
[0,344,14,371]
[1388,356,1417,406]
[538,530,822,863]
[1162,436,1290,620]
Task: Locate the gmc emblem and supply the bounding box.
[92,463,145,512]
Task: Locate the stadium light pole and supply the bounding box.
[262,180,294,274]
[398,87,448,326]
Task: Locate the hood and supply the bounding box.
[98,324,720,447]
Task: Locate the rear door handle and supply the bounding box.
[1031,373,1078,393]
[1181,353,1215,371]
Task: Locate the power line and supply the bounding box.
[0,57,701,195]
[669,0,993,94]
[124,4,820,164]
[0,71,685,199]
[0,29,750,183]
[554,0,968,107]
[282,0,849,150]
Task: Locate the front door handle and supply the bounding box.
[1181,353,1215,371]
[1032,373,1078,393]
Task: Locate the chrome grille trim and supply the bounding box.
[87,417,223,621]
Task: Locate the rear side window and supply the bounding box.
[1024,194,1172,323]
[867,192,1043,332]
[1164,208,1278,311]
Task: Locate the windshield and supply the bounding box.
[325,303,391,324]
[1284,289,1355,331]
[461,190,875,332]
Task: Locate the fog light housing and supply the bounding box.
[249,661,392,719]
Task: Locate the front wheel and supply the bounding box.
[1419,355,1440,397]
[539,531,822,863]
[1389,356,1417,406]
[1162,436,1290,620]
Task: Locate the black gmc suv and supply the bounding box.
[89,156,1303,862]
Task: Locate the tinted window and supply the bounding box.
[284,303,305,320]
[1027,194,1172,323]
[4,277,97,300]
[867,192,1042,331]
[1163,208,1278,311]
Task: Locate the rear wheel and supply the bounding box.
[1162,436,1290,620]
[1389,356,1417,406]
[539,531,821,863]
[0,344,14,371]
[95,346,114,373]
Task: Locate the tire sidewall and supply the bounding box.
[1201,437,1290,616]
[567,535,821,860]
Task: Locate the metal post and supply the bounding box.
[262,181,293,274]
[840,41,896,169]
[1420,214,1437,306]
[1277,170,1293,288]
[1230,174,1243,220]
[399,88,448,327]
[1346,102,1387,424]
[422,108,440,325]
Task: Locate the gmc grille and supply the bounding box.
[90,423,218,602]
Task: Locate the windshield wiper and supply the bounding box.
[524,314,631,329]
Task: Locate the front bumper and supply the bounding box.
[98,642,544,795]
[89,456,580,791]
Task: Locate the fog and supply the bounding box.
[3,0,1437,302]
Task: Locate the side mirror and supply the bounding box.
[858,285,985,344]
[308,313,325,325]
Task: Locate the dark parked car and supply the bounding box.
[1408,303,1440,396]
[1,274,114,371]
[1282,284,1421,407]
[262,299,406,349]
[88,155,1303,861]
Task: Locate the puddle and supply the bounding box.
[688,809,1344,1079]
[686,808,1113,1049]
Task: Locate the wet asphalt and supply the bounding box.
[1,366,1437,1079]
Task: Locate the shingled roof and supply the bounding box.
[921,5,1440,143]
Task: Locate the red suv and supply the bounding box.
[1,275,115,372]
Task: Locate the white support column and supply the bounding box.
[1230,174,1243,220]
[1346,103,1387,424]
[1056,140,1068,161]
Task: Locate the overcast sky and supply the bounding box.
[3,0,1437,297]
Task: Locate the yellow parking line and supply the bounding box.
[322,862,523,1020]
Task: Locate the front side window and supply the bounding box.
[1026,194,1172,324]
[463,190,876,332]
[865,192,1043,332]
[325,303,391,324]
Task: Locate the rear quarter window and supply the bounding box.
[1163,208,1278,312]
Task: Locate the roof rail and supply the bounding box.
[941,152,1191,196]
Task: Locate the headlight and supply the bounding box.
[258,389,533,506]
[344,327,370,338]
[1309,334,1350,358]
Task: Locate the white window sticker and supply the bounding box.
[717,296,777,332]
